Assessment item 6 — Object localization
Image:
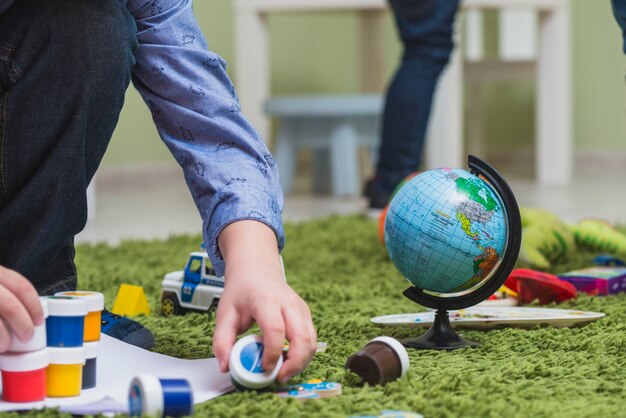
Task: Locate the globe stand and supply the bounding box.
[401,289,478,350]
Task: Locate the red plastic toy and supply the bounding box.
[505,268,577,305]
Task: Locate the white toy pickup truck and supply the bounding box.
[161,251,223,317]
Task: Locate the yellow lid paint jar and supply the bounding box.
[46,347,85,397]
[56,291,104,342]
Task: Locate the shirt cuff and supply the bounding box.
[203,190,285,278]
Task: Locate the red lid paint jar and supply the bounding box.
[46,346,85,397]
[0,349,49,402]
[8,298,49,352]
[82,341,99,389]
[55,291,104,343]
[45,296,88,348]
[345,336,410,386]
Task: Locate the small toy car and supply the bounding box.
[161,252,224,317]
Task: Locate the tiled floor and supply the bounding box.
[76,165,626,245]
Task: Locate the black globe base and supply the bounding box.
[401,309,478,350]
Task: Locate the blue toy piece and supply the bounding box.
[593,254,626,267]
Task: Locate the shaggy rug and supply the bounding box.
[10,216,626,418]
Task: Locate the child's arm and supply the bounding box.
[126,1,310,377]
[0,266,45,352]
[212,220,317,383]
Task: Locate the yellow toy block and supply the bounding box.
[111,284,150,316]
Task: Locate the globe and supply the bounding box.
[384,168,508,294]
[382,156,521,350]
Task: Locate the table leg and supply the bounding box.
[537,3,572,185]
[234,9,271,144]
[330,121,360,196]
[358,9,387,92]
[275,119,298,193]
[425,29,464,170]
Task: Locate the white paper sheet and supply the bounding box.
[0,335,234,413]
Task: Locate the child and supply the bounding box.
[0,0,316,383]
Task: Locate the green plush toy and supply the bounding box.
[570,219,626,255]
[518,208,577,270]
[518,208,626,269]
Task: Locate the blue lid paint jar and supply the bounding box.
[128,375,193,418]
[45,296,88,348]
[55,291,105,342]
[229,334,283,391]
[82,341,99,389]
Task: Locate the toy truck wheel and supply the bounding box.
[207,298,220,319]
[161,293,182,316]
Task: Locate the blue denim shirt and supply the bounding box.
[0,0,285,276]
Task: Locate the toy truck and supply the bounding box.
[161,252,224,317]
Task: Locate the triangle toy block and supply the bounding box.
[111,284,150,316]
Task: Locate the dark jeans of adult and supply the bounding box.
[613,0,626,55]
[0,0,137,294]
[369,0,460,207]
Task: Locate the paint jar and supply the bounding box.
[55,291,104,342]
[0,349,49,403]
[345,336,410,386]
[46,346,85,397]
[45,296,88,347]
[8,297,49,352]
[82,341,99,389]
[129,374,193,417]
[229,334,283,391]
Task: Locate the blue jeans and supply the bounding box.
[0,0,137,294]
[613,0,626,53]
[372,0,460,199]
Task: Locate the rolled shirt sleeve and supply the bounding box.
[125,0,285,276]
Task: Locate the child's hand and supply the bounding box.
[212,221,317,383]
[0,266,45,352]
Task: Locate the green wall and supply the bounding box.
[103,0,626,166]
[572,0,626,149]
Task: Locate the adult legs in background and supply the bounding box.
[365,0,460,209]
[612,0,626,54]
[0,0,137,294]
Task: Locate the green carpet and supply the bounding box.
[13,216,626,418]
